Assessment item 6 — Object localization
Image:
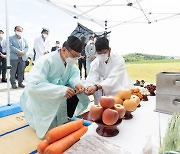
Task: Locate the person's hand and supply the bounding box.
[89,56,93,60]
[75,84,85,94]
[65,88,76,99]
[18,51,24,57]
[79,55,83,59]
[44,51,49,55]
[89,56,96,60]
[0,53,6,58]
[91,56,96,60]
[84,86,97,96]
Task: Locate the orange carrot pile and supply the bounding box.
[37,120,88,154]
[44,126,88,154]
[37,139,49,154]
[46,119,83,144]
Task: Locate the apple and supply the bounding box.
[89,105,104,121]
[113,104,126,119]
[130,95,140,106]
[100,96,115,109]
[102,109,119,125]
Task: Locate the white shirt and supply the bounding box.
[85,41,96,60]
[34,36,51,61]
[86,52,134,104]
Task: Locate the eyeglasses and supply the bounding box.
[66,48,80,58]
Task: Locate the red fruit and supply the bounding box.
[102,109,119,125]
[100,96,115,109]
[89,105,104,121]
[113,104,126,119]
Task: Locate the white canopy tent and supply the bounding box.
[1,0,180,113]
[39,0,180,31]
[1,0,180,56]
[38,0,180,56]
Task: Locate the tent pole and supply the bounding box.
[5,0,11,106]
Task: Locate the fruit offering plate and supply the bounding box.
[77,111,122,137]
[95,119,122,137]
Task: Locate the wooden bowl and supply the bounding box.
[124,111,133,119]
[95,119,122,137]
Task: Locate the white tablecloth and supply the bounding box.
[84,96,172,154]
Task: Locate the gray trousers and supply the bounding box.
[10,57,25,85]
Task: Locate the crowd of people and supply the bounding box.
[0,27,61,88]
[0,26,134,138]
[0,26,97,87]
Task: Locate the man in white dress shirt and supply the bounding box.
[33,28,51,62]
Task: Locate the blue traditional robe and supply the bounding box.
[20,51,90,138]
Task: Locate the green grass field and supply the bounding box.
[25,59,180,83]
[125,60,180,83]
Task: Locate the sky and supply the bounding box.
[0,0,180,57]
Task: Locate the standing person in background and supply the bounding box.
[51,41,60,52]
[78,36,87,79]
[0,30,7,82]
[9,26,29,89]
[85,36,96,75]
[34,28,51,62]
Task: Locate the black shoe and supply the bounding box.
[1,79,7,83]
[12,84,18,89]
[18,83,25,88]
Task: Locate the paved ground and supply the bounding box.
[0,79,25,106]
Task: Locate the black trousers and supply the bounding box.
[67,95,79,118]
[78,58,87,79]
[0,57,7,80]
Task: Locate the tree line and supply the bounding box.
[123,53,174,62]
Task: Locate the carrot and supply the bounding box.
[37,139,49,154]
[44,126,88,154]
[46,119,84,144]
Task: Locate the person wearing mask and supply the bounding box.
[0,30,7,82]
[33,28,51,62]
[84,37,134,104]
[85,36,96,75]
[51,41,60,52]
[20,36,90,139]
[9,26,29,89]
[78,36,87,79]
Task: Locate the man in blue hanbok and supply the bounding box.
[20,36,90,138]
